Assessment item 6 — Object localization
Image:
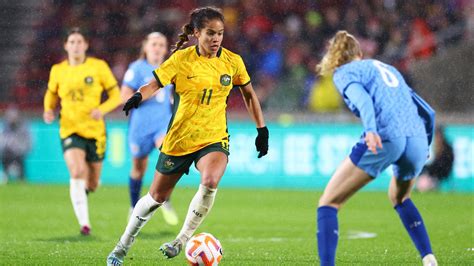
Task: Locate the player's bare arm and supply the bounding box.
[123,79,161,116]
[138,78,160,101]
[120,85,135,103]
[240,83,265,128]
[43,89,59,124]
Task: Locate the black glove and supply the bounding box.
[255,126,269,158]
[123,92,142,116]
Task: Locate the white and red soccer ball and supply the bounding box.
[185,233,223,266]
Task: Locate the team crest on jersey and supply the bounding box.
[164,159,175,169]
[84,76,94,85]
[220,74,231,86]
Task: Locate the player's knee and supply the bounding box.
[318,198,341,209]
[130,168,145,179]
[318,193,342,209]
[200,174,220,189]
[69,165,87,179]
[388,190,405,206]
[149,190,167,203]
[88,181,99,192]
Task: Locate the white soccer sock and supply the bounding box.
[69,178,90,227]
[176,184,217,243]
[120,193,162,248]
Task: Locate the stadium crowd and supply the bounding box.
[13,0,471,112]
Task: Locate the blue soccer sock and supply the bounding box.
[129,177,143,208]
[317,206,339,266]
[395,198,433,258]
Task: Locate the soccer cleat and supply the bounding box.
[160,202,179,226]
[80,225,90,236]
[160,238,184,259]
[106,241,128,266]
[422,254,438,266]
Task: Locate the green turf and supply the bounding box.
[0,183,472,265]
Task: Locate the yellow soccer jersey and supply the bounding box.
[153,46,251,156]
[45,57,119,141]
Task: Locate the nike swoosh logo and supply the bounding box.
[187,75,197,79]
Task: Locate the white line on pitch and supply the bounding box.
[346,230,377,239]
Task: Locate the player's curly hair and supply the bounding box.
[171,6,224,54]
[316,30,362,76]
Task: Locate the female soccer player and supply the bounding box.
[107,7,269,265]
[43,28,121,236]
[121,32,178,225]
[315,31,437,266]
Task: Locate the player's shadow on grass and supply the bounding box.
[36,235,99,243]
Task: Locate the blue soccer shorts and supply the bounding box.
[128,129,167,159]
[349,136,428,180]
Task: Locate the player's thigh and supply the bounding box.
[131,156,149,179]
[195,152,228,188]
[63,148,88,179]
[319,138,404,208]
[149,170,183,202]
[319,157,373,208]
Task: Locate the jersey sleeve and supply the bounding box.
[99,60,118,91]
[47,65,59,94]
[44,65,59,111]
[332,66,361,94]
[345,83,377,133]
[232,55,251,86]
[153,52,179,87]
[122,64,141,90]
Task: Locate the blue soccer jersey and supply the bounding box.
[333,59,426,141]
[123,59,173,157]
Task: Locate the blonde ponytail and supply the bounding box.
[316,31,362,76]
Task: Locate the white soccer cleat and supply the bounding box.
[160,201,179,226]
[422,254,438,266]
[106,241,129,266]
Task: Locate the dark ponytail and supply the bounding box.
[171,6,224,54]
[172,23,194,54]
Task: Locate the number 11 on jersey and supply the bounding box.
[201,88,213,105]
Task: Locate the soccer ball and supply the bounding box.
[185,232,223,266]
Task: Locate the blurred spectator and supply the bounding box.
[406,18,436,65]
[111,51,130,84]
[13,0,469,111]
[0,106,32,183]
[381,29,406,70]
[321,7,342,39]
[305,74,342,113]
[465,0,474,40]
[416,125,455,192]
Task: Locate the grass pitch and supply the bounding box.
[0,183,472,265]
